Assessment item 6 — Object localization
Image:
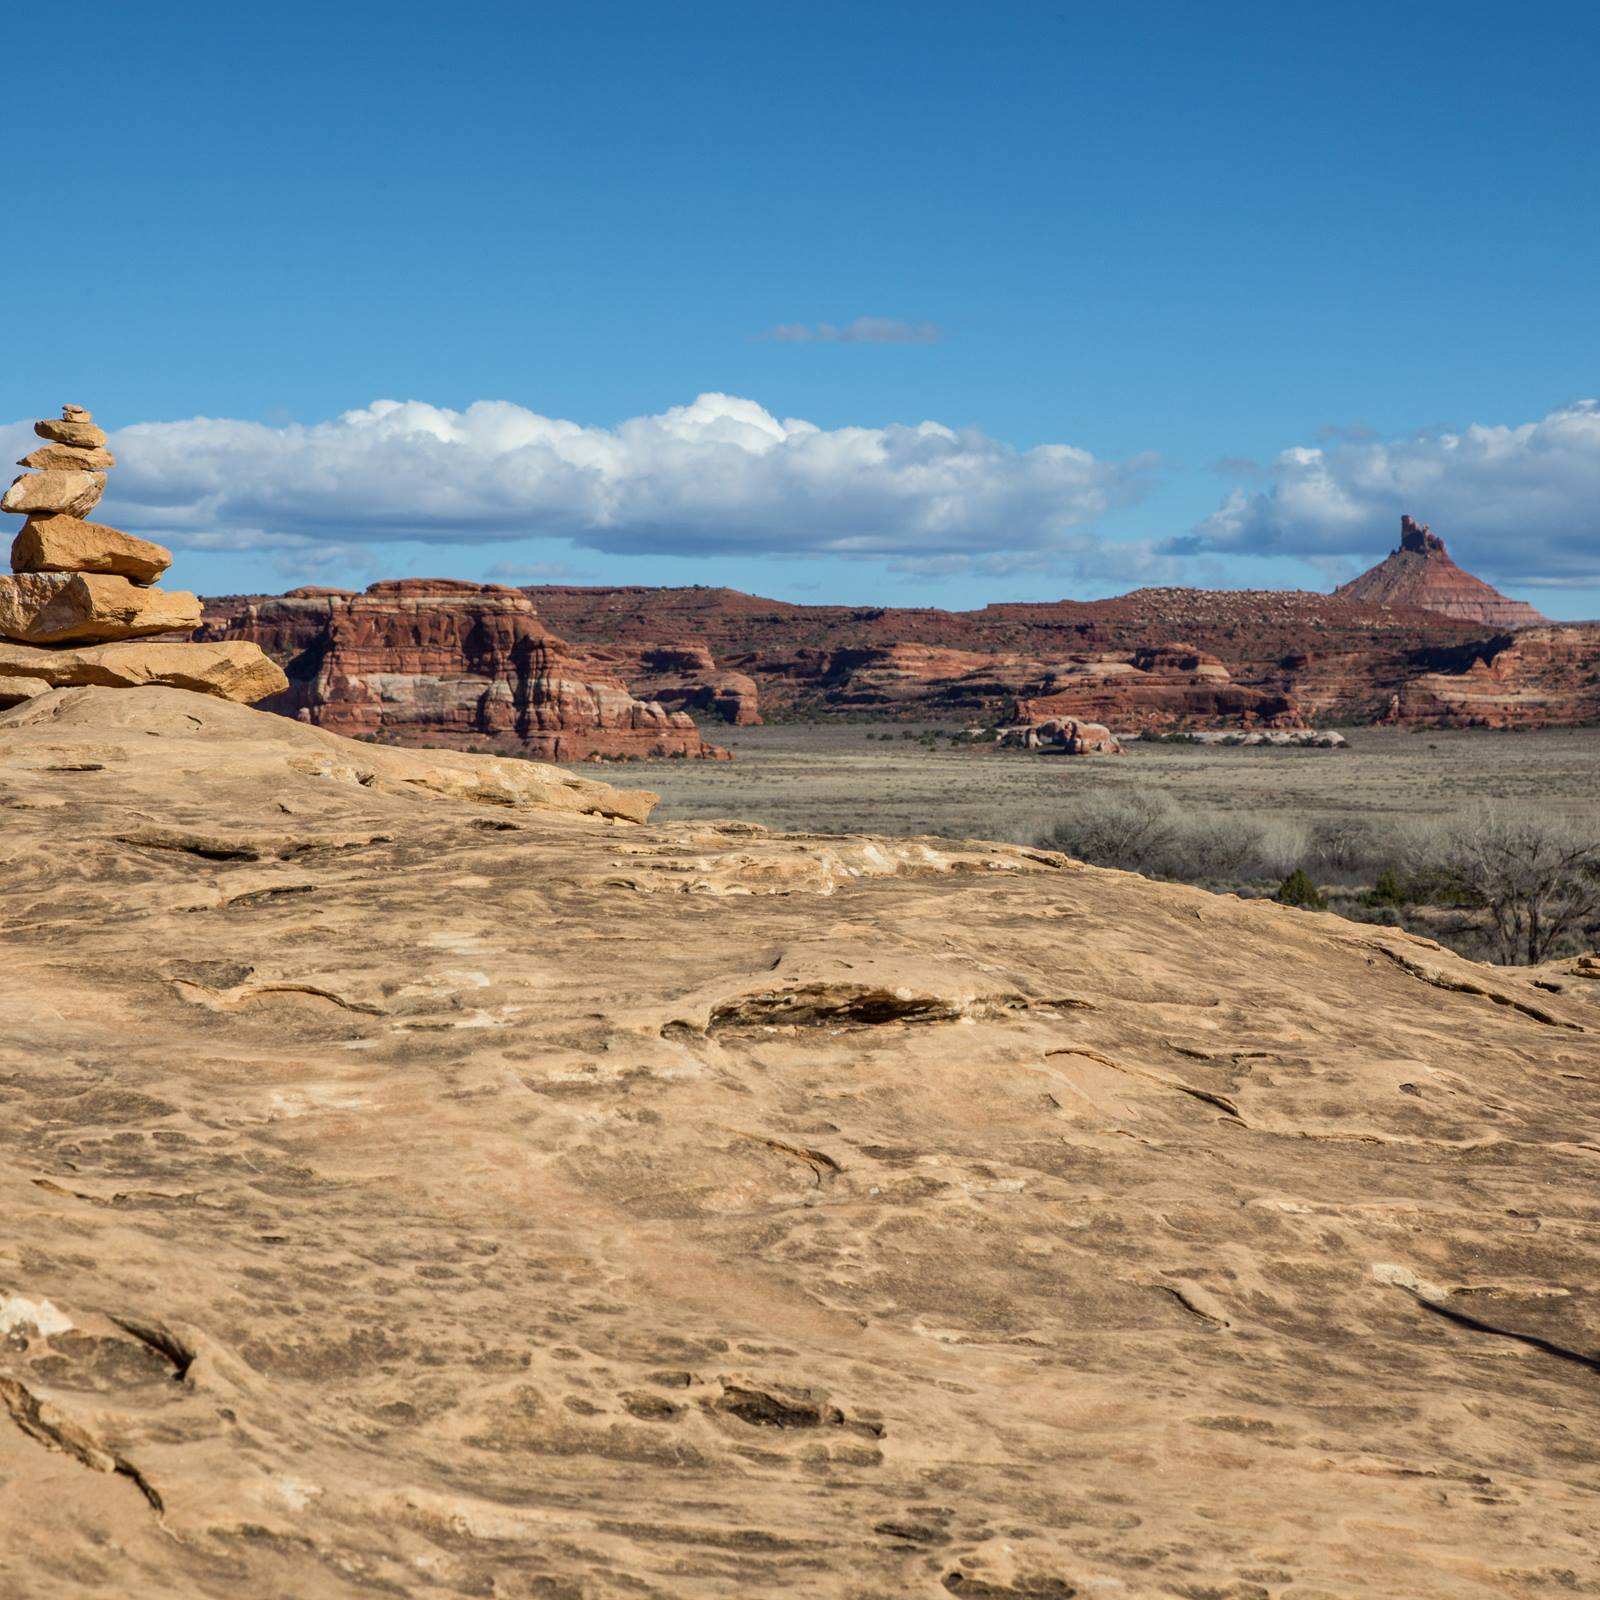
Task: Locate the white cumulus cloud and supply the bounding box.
[10,393,1162,579]
[1181,400,1600,587]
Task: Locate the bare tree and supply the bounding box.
[1410,807,1600,965]
[1039,791,1180,874]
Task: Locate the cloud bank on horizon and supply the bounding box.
[4,395,1593,595]
[1184,400,1600,588]
[26,393,1167,583]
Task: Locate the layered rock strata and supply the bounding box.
[1,405,286,707]
[1382,623,1600,728]
[206,538,1596,735]
[1334,515,1547,628]
[202,580,729,760]
[523,582,1536,726]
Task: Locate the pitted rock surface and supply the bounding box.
[1,686,1597,1598]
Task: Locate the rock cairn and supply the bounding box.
[0,405,287,707]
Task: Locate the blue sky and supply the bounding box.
[3,1,1597,615]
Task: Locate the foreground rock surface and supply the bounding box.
[0,639,288,705]
[0,570,201,644]
[0,687,1596,1598]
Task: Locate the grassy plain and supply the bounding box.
[621,722,1600,844]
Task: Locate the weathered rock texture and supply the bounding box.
[520,579,1594,728]
[0,570,201,644]
[1011,644,1304,730]
[205,522,1595,737]
[998,714,1123,754]
[1383,623,1600,728]
[1,684,1597,1597]
[201,579,730,760]
[0,406,286,708]
[0,639,289,707]
[1335,515,1547,628]
[0,468,106,519]
[12,514,171,585]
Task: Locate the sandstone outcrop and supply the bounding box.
[0,405,284,705]
[1334,514,1547,628]
[521,581,1552,727]
[202,579,729,760]
[1,683,1597,1597]
[208,551,1597,736]
[1382,623,1600,728]
[998,714,1123,753]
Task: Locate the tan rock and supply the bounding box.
[0,638,288,704]
[61,405,92,422]
[0,672,50,706]
[1,470,107,519]
[0,571,201,644]
[17,443,116,472]
[0,684,1594,1598]
[33,418,108,449]
[12,515,172,584]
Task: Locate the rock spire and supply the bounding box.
[0,405,287,706]
[1332,514,1546,629]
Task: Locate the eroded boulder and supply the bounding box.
[1,469,106,519]
[0,571,201,645]
[0,638,287,704]
[11,515,172,585]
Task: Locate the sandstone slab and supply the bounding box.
[1,469,106,519]
[0,571,200,644]
[0,685,1594,1597]
[12,515,172,584]
[0,672,50,706]
[32,417,108,448]
[17,442,117,472]
[0,639,287,704]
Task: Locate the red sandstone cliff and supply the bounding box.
[200,580,729,760]
[202,563,1599,738]
[1381,623,1600,728]
[1333,515,1546,628]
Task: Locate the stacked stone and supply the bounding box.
[0,405,287,707]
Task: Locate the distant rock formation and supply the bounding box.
[202,565,1600,736]
[203,579,730,761]
[998,714,1123,754]
[1011,644,1305,732]
[1381,622,1600,728]
[1333,515,1546,628]
[0,405,286,706]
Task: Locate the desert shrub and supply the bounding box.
[1179,811,1269,879]
[1275,868,1328,910]
[1311,817,1379,877]
[1038,790,1180,874]
[1396,806,1600,964]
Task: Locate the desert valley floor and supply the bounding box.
[619,723,1600,843]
